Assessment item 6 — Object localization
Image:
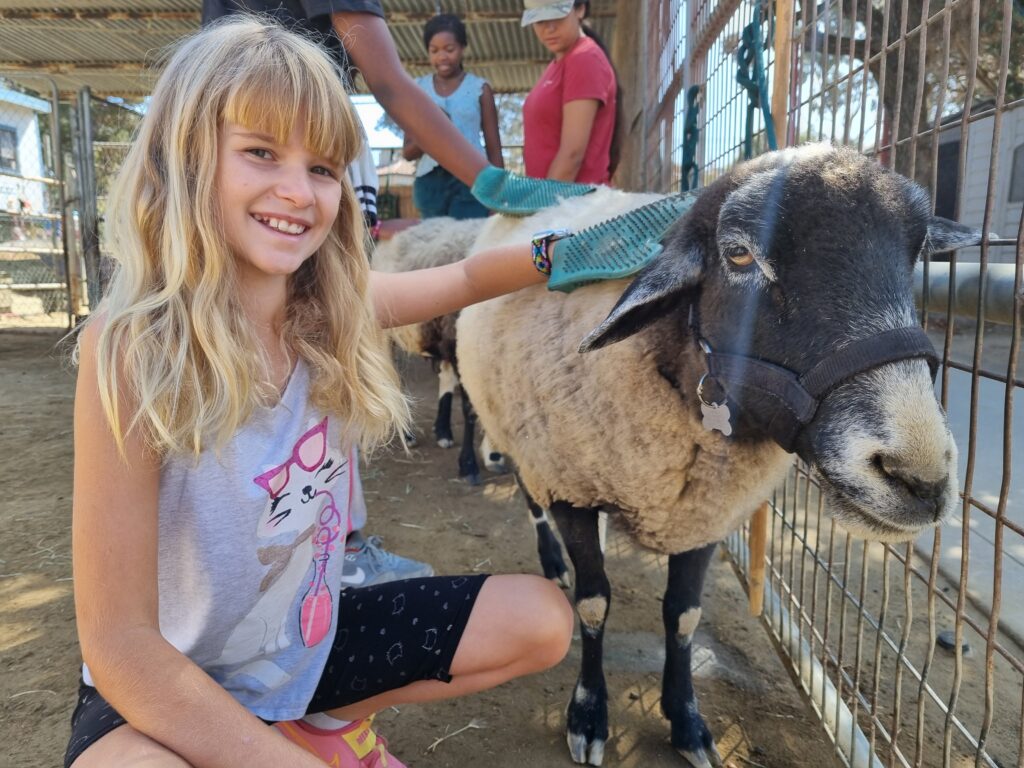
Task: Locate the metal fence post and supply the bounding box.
[76,86,101,310]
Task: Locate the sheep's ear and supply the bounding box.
[579,242,703,353]
[926,217,985,255]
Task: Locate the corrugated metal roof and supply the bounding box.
[0,1,618,96]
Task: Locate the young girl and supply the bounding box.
[67,18,573,768]
[403,13,503,219]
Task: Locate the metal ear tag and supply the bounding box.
[701,402,733,436]
[697,374,733,436]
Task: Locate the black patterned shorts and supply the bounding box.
[64,574,489,767]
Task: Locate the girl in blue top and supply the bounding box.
[403,14,504,219]
[67,17,572,768]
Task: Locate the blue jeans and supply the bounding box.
[413,166,489,220]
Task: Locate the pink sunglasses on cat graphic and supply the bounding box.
[253,419,329,498]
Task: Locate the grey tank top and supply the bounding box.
[82,360,359,720]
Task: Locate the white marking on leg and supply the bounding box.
[577,596,608,637]
[481,433,505,472]
[530,506,551,529]
[597,511,608,554]
[437,360,457,398]
[573,682,593,704]
[676,606,702,648]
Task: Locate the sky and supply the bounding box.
[351,95,402,149]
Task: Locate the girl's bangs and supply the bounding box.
[221,48,354,168]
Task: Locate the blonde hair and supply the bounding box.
[88,16,410,456]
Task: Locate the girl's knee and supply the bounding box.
[524,576,574,670]
[71,724,192,767]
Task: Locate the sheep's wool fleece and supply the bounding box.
[457,189,791,554]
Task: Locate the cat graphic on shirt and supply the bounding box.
[214,418,352,689]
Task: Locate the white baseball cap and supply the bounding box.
[521,0,576,27]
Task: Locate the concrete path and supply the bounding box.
[924,326,1024,645]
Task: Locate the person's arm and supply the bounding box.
[331,12,488,186]
[73,322,322,768]
[402,132,424,162]
[545,99,599,182]
[369,243,545,328]
[480,82,504,169]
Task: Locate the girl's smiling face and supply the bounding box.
[216,120,342,288]
[427,31,465,79]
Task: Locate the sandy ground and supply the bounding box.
[0,329,845,768]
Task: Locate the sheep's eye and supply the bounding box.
[725,249,755,268]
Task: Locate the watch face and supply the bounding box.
[533,228,572,242]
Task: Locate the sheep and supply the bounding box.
[372,217,503,482]
[454,145,981,767]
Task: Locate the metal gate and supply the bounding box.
[639,1,1024,765]
[0,74,73,328]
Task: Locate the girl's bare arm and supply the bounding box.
[369,243,546,329]
[72,322,323,768]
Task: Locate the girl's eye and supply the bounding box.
[247,147,272,160]
[311,165,337,178]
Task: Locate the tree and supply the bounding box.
[796,0,1024,185]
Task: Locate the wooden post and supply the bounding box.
[770,0,795,149]
[748,502,770,616]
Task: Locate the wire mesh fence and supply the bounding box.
[0,75,69,328]
[82,94,143,310]
[642,0,1024,765]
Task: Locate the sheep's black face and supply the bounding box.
[583,145,983,543]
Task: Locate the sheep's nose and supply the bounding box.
[875,454,947,522]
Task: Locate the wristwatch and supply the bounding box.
[530,228,574,276]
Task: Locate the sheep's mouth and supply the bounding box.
[812,465,933,543]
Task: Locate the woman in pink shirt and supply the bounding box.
[521,0,621,185]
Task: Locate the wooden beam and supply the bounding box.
[0,9,198,21]
[747,502,770,617]
[771,0,795,148]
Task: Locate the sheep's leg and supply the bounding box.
[516,475,571,588]
[663,544,722,768]
[433,360,457,448]
[457,390,481,485]
[480,433,508,474]
[550,501,609,766]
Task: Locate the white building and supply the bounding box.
[937,100,1024,261]
[0,85,52,221]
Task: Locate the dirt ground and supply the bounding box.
[0,329,844,768]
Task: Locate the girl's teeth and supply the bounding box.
[257,215,306,234]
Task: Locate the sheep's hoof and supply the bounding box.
[565,681,608,766]
[567,732,605,766]
[552,570,572,590]
[436,437,454,449]
[672,704,721,767]
[461,472,481,486]
[403,432,419,448]
[678,746,723,768]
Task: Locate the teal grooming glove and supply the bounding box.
[471,166,596,216]
[547,194,696,293]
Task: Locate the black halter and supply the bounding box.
[693,310,939,453]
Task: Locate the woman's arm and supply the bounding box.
[73,322,322,768]
[480,82,504,169]
[546,99,599,182]
[369,243,545,328]
[331,12,488,187]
